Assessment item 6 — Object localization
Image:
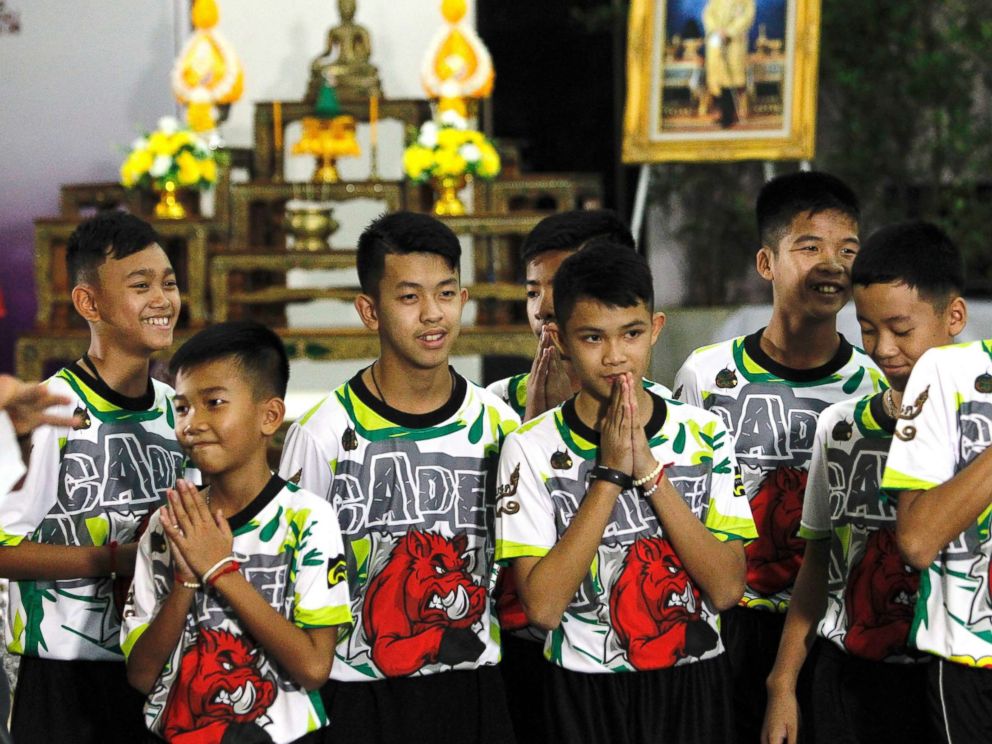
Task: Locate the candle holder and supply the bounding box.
[284,201,340,252]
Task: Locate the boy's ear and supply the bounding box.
[756,246,774,281]
[649,311,666,345]
[260,396,286,436]
[354,293,379,331]
[71,284,101,324]
[945,296,968,337]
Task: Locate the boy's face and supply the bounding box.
[553,298,665,402]
[173,358,282,476]
[526,249,574,338]
[758,209,860,322]
[90,244,180,353]
[358,251,467,371]
[855,281,965,392]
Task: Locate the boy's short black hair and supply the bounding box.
[169,321,289,399]
[553,239,654,329]
[66,210,162,285]
[756,171,860,250]
[521,209,635,264]
[356,211,461,294]
[852,221,965,309]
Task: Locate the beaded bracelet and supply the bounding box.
[640,462,674,498]
[201,556,238,585]
[177,576,202,590]
[632,461,663,488]
[207,561,241,587]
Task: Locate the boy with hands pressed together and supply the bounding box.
[496,242,755,743]
[123,322,351,744]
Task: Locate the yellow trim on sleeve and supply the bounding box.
[880,468,938,493]
[0,530,25,547]
[798,526,830,541]
[121,623,150,659]
[295,604,353,629]
[495,540,552,562]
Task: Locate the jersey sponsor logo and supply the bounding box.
[342,426,359,451]
[843,528,917,661]
[72,405,91,430]
[331,439,490,540]
[609,537,718,669]
[163,627,277,743]
[745,467,806,596]
[976,373,992,394]
[832,419,853,441]
[715,367,738,389]
[550,449,573,470]
[362,530,487,676]
[708,383,829,471]
[496,464,520,516]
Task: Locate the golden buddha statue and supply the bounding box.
[307,0,381,102]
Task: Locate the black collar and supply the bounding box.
[562,391,668,446]
[67,361,155,411]
[227,474,285,532]
[744,328,854,383]
[350,366,468,429]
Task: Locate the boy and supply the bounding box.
[674,171,880,740]
[496,242,756,742]
[488,208,671,422]
[882,269,992,738]
[0,211,187,742]
[762,222,966,743]
[278,212,520,743]
[123,321,351,743]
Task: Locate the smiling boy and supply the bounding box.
[761,222,966,744]
[674,171,880,740]
[0,211,189,743]
[123,322,351,744]
[496,242,755,742]
[278,212,519,744]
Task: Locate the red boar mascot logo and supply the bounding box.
[162,627,277,743]
[746,467,807,596]
[610,537,718,669]
[844,528,918,660]
[363,531,487,676]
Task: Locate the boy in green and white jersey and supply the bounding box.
[497,242,755,743]
[279,212,519,744]
[123,322,351,744]
[0,212,188,743]
[762,222,967,744]
[674,171,879,741]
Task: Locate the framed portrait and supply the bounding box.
[622,0,821,163]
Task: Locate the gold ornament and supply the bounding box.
[421,0,494,116]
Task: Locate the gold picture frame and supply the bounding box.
[623,0,821,163]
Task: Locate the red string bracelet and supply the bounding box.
[641,462,674,497]
[207,561,241,587]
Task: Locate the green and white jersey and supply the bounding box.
[674,329,880,612]
[495,394,756,674]
[278,369,519,682]
[800,394,923,663]
[882,341,992,668]
[122,476,351,744]
[0,412,24,497]
[487,373,672,419]
[0,364,190,661]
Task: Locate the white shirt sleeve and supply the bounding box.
[120,513,169,658]
[0,412,24,498]
[674,354,704,407]
[494,431,557,562]
[800,413,833,538]
[279,423,337,502]
[291,498,353,629]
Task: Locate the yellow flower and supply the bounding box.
[403,145,435,180]
[437,127,463,151]
[435,148,467,177]
[176,151,201,186]
[130,149,154,175]
[200,158,217,183]
[147,131,177,157]
[120,162,138,187]
[171,130,196,150]
[478,143,501,178]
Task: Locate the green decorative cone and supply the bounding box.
[315,81,342,119]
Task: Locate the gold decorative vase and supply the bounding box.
[432,175,468,216]
[314,154,341,184]
[284,204,339,251]
[154,180,186,220]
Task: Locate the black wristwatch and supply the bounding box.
[587,465,633,490]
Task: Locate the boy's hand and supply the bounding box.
[160,480,233,579]
[0,375,79,435]
[600,375,633,475]
[164,530,198,586]
[526,329,572,419]
[629,378,658,483]
[761,688,799,744]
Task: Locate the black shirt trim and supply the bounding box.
[868,391,898,435]
[227,474,285,531]
[349,366,468,429]
[67,361,155,411]
[744,328,854,383]
[562,391,668,447]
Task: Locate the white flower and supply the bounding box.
[149,155,173,178]
[459,143,481,162]
[157,116,180,134]
[131,137,149,151]
[439,108,467,130]
[418,121,439,148]
[206,131,223,150]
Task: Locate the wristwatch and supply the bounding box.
[587,465,633,490]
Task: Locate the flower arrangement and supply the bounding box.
[120,116,220,191]
[402,110,500,184]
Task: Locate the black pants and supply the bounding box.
[810,639,931,744]
[11,655,148,744]
[499,633,549,744]
[929,657,992,744]
[542,655,735,744]
[319,666,515,744]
